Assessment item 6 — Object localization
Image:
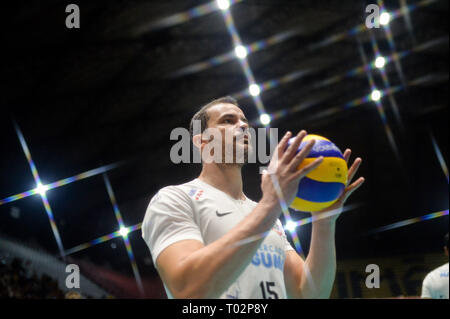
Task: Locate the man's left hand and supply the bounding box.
[311,149,365,222]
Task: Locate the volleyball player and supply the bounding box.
[142,96,364,299]
[421,233,449,299]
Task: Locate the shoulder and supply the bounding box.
[424,263,447,282]
[423,271,433,283]
[431,263,449,275]
[435,263,449,276]
[438,262,449,271]
[142,180,200,236]
[142,180,203,223]
[149,179,201,204]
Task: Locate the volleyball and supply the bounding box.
[290,134,348,212]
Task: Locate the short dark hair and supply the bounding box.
[445,233,449,249]
[189,96,239,140]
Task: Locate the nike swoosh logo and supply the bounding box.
[216,210,233,217]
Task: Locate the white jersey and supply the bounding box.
[141,178,295,299]
[421,262,449,299]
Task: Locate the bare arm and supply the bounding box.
[284,150,365,299]
[284,219,337,299]
[155,130,322,298]
[156,200,280,299]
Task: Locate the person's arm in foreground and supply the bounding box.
[283,149,365,298]
[156,130,321,298]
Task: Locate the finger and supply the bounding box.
[277,131,292,159]
[287,139,316,172]
[283,130,307,163]
[282,130,307,163]
[293,156,323,180]
[347,158,362,184]
[342,177,365,202]
[343,149,351,163]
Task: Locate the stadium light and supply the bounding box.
[285,220,297,232]
[380,12,391,26]
[375,56,386,69]
[371,89,382,101]
[249,84,261,96]
[217,0,230,10]
[259,113,271,126]
[119,227,129,238]
[35,183,49,196]
[234,45,248,59]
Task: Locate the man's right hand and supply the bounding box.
[260,130,323,214]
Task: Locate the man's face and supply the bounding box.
[203,103,252,165]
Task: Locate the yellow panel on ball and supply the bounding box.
[291,197,339,212]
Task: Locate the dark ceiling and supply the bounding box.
[1,0,448,295]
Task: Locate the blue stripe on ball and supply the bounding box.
[298,139,344,159]
[297,177,345,203]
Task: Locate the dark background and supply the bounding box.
[1,0,448,297]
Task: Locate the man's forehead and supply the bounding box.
[207,103,245,119]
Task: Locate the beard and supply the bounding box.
[221,138,252,165]
[201,130,253,165]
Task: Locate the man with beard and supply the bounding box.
[142,96,364,299]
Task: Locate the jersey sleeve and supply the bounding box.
[141,186,205,266]
[421,274,433,298]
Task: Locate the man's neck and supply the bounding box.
[198,163,244,200]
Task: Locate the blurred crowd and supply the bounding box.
[0,257,85,299]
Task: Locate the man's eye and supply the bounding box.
[224,119,233,123]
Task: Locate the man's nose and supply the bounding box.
[238,120,249,132]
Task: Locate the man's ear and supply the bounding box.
[193,133,213,147]
[192,134,203,151]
